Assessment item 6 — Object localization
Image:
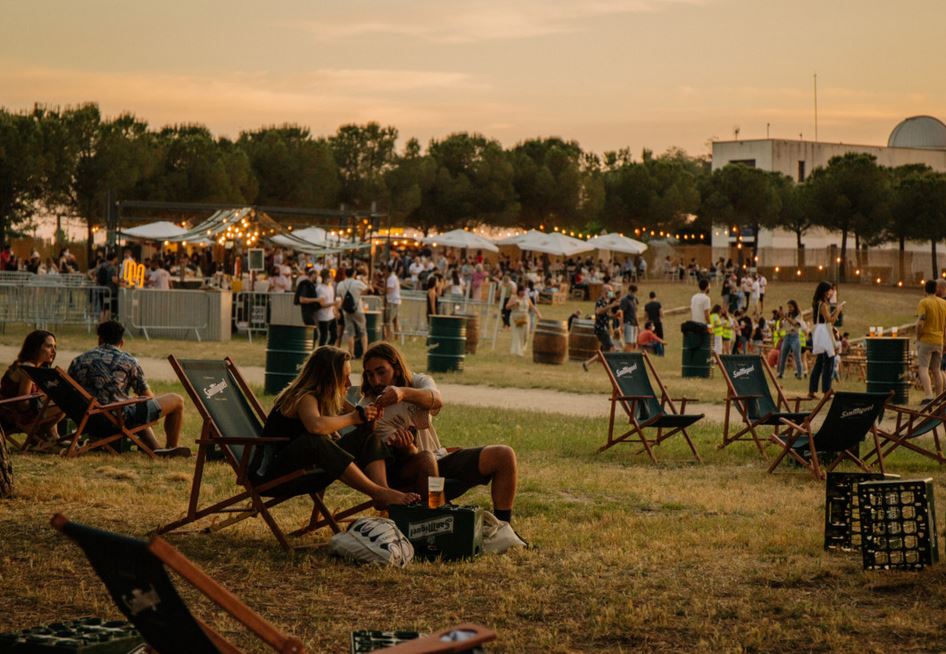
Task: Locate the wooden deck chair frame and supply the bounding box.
[0,392,47,451]
[863,390,946,466]
[53,514,496,654]
[597,349,703,463]
[767,389,890,481]
[22,366,157,459]
[713,352,812,457]
[156,355,370,551]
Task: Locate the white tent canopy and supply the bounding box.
[120,221,187,241]
[513,231,593,257]
[270,226,329,248]
[495,229,544,246]
[422,229,499,253]
[585,233,648,255]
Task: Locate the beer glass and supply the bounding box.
[427,476,446,509]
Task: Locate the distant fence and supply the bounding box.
[125,289,211,341]
[0,284,110,331]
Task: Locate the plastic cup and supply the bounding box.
[868,326,875,337]
[427,476,445,509]
[891,327,898,337]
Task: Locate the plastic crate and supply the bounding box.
[824,472,899,552]
[858,478,939,570]
[350,630,487,654]
[0,617,143,653]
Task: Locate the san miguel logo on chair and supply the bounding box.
[616,363,638,378]
[202,379,228,399]
[732,365,755,379]
[122,585,162,615]
[841,406,873,419]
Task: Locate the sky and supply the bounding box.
[1,0,943,157]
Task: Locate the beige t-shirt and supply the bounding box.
[360,373,445,456]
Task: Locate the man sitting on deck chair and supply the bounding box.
[359,342,519,524]
[67,320,190,457]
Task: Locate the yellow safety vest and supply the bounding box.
[721,317,734,340]
[710,313,722,336]
[773,319,783,342]
[799,328,808,347]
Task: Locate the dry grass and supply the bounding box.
[3,397,946,653]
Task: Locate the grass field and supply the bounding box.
[3,390,946,652]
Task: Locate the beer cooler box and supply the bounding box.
[388,504,484,561]
[0,617,143,653]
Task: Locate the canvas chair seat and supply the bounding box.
[53,514,496,654]
[22,366,158,458]
[596,350,703,463]
[714,353,813,457]
[769,390,891,480]
[155,357,370,551]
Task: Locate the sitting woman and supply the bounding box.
[0,330,65,450]
[250,345,418,509]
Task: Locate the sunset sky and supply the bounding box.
[1,0,942,157]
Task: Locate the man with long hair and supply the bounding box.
[359,342,519,524]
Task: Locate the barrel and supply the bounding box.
[265,324,315,395]
[682,328,711,378]
[533,319,568,365]
[569,319,599,361]
[427,315,467,372]
[865,337,910,404]
[459,313,480,354]
[355,310,383,359]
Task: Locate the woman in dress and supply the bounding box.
[809,281,845,397]
[250,346,419,508]
[505,287,541,356]
[0,330,65,450]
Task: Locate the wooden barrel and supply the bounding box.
[865,337,910,404]
[427,315,467,373]
[533,319,568,365]
[459,313,480,354]
[265,324,315,395]
[569,319,599,361]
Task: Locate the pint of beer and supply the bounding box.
[427,476,445,509]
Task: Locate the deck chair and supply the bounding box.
[22,366,157,459]
[596,350,703,463]
[52,514,496,654]
[768,390,891,480]
[156,356,370,551]
[714,353,812,457]
[0,392,46,451]
[863,391,946,466]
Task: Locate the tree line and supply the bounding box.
[1,103,944,280]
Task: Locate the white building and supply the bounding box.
[709,116,946,277]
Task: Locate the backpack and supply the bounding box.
[95,264,110,287]
[341,282,358,314]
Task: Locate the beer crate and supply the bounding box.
[824,471,899,552]
[858,478,939,570]
[388,504,483,561]
[0,617,143,653]
[350,630,487,653]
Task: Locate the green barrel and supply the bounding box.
[427,315,467,373]
[265,324,315,395]
[354,310,383,359]
[682,328,711,378]
[865,337,910,404]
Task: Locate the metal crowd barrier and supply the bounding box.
[232,291,271,342]
[0,284,110,331]
[127,288,210,341]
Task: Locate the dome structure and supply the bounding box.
[887,115,946,149]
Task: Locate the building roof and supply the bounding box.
[887,115,946,149]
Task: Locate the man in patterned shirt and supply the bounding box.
[67,320,189,457]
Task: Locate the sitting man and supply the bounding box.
[637,321,665,356]
[67,320,189,457]
[359,342,518,523]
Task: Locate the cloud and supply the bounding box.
[299,0,706,44]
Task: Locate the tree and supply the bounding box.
[890,169,946,279]
[237,125,338,207]
[886,164,934,282]
[385,137,434,227]
[771,173,811,266]
[0,108,45,243]
[699,163,780,262]
[510,138,583,229]
[804,153,889,281]
[329,123,398,210]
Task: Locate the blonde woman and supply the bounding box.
[250,346,419,508]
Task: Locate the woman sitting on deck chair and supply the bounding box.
[250,346,419,509]
[0,330,65,451]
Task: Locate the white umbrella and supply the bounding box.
[422,229,499,253]
[585,233,648,255]
[515,231,593,257]
[121,221,187,241]
[495,229,544,246]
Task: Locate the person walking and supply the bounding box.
[809,282,845,397]
[778,300,804,379]
[914,279,946,404]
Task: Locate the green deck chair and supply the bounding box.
[864,390,946,466]
[597,350,703,463]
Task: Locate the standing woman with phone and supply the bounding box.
[809,281,845,397]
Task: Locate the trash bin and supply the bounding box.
[427,315,467,372]
[265,324,315,395]
[354,310,382,359]
[865,337,910,404]
[681,321,711,378]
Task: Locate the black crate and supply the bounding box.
[824,472,899,552]
[0,617,143,653]
[858,478,939,570]
[388,504,483,561]
[350,630,487,654]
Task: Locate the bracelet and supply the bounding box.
[355,405,367,424]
